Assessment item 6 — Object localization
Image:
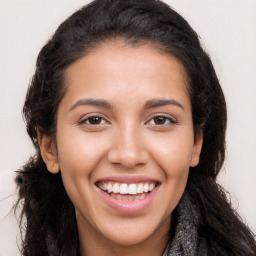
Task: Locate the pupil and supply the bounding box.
[154,116,166,124]
[89,117,101,124]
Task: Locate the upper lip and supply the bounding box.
[95,175,160,184]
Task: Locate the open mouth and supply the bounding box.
[96,181,159,202]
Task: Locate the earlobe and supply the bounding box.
[190,129,203,167]
[37,127,60,174]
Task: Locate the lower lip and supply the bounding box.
[96,186,159,214]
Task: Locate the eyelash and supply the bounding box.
[79,115,109,126]
[146,115,177,126]
[79,114,177,127]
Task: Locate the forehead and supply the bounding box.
[62,41,190,109]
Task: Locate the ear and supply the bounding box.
[190,129,203,167]
[37,127,60,174]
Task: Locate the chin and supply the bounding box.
[94,212,171,247]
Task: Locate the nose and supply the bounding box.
[107,126,149,169]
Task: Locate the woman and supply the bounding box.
[15,0,256,255]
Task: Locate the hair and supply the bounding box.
[15,0,256,255]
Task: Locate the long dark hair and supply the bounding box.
[15,0,256,255]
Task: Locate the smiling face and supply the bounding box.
[39,41,203,254]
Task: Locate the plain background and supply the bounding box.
[0,0,255,255]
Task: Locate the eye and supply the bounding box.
[79,115,109,125]
[147,115,177,126]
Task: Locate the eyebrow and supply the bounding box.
[144,98,184,110]
[69,98,113,111]
[69,98,184,111]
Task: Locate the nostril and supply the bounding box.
[108,150,148,168]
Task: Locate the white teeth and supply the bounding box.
[143,184,149,193]
[137,184,144,194]
[149,183,155,191]
[112,183,119,193]
[99,182,157,195]
[128,184,137,194]
[107,183,113,193]
[141,193,146,200]
[103,183,107,190]
[120,183,129,194]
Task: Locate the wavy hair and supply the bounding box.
[15,0,256,255]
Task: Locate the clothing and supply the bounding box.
[162,192,207,256]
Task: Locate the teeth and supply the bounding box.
[107,183,113,193]
[112,183,119,193]
[144,184,149,193]
[128,184,137,194]
[111,193,148,201]
[140,193,146,200]
[137,184,144,194]
[98,181,157,195]
[120,183,129,194]
[149,183,154,191]
[102,182,107,190]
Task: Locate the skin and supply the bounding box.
[39,42,203,256]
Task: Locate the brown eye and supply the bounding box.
[147,115,177,126]
[87,116,103,125]
[79,116,108,126]
[153,116,167,125]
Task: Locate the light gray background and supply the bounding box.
[0,0,255,255]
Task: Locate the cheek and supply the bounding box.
[151,134,192,212]
[56,128,111,175]
[55,128,111,211]
[147,130,194,173]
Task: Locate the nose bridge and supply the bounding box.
[108,122,148,168]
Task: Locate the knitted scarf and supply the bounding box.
[162,191,207,256]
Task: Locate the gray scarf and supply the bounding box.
[163,192,207,256]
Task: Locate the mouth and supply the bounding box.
[96,181,160,202]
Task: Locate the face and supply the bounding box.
[40,42,202,249]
